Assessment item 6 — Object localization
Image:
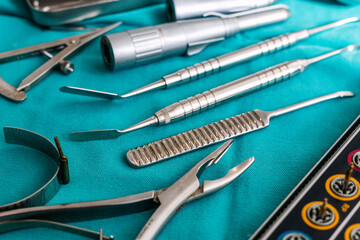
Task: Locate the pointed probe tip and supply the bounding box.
[338,91,355,98]
[121,80,166,98]
[345,44,360,52]
[60,86,69,92]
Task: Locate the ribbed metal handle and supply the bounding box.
[257,34,293,54]
[163,58,222,86]
[163,30,309,86]
[127,110,267,167]
[156,59,307,124]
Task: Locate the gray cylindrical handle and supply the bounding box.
[155,59,307,124]
[101,7,290,70]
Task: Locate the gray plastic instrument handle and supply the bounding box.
[155,59,308,124]
[163,30,310,87]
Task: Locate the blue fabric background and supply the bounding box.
[1,1,360,239]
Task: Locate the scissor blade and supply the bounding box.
[69,129,122,141]
[60,86,122,100]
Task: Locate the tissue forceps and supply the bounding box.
[0,22,121,102]
[0,140,254,240]
[61,17,359,99]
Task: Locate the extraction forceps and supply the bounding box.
[61,17,359,99]
[0,140,254,240]
[126,91,354,167]
[0,22,121,102]
[70,44,359,141]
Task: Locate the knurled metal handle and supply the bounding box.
[257,30,309,55]
[127,110,266,167]
[158,59,306,124]
[129,27,164,64]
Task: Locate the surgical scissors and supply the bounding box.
[0,140,254,240]
[0,22,121,102]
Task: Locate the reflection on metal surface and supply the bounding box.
[27,0,164,26]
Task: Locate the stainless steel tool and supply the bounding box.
[0,140,254,240]
[101,5,290,70]
[62,17,359,99]
[122,17,359,97]
[0,127,69,212]
[0,22,121,102]
[26,0,164,26]
[168,0,276,20]
[69,45,359,141]
[126,91,354,168]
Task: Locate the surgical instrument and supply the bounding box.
[26,0,163,26]
[101,5,290,70]
[62,17,359,99]
[0,140,254,240]
[126,91,354,168]
[124,17,359,97]
[69,45,359,141]
[0,22,121,102]
[0,127,69,212]
[1,127,109,240]
[168,0,276,20]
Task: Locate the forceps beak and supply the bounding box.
[201,157,254,196]
[188,156,254,201]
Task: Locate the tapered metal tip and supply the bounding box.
[338,91,355,97]
[121,80,166,98]
[307,44,360,65]
[308,17,359,35]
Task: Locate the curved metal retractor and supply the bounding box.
[1,127,64,212]
[0,140,254,240]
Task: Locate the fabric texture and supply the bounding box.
[0,1,360,239]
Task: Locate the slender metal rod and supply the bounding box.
[69,46,359,142]
[126,91,354,167]
[122,17,359,97]
[267,91,355,118]
[61,18,359,99]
